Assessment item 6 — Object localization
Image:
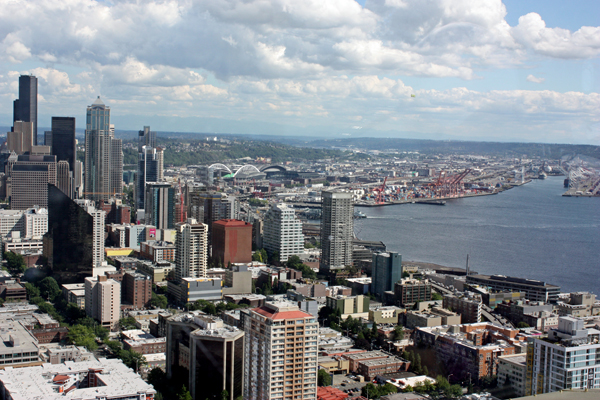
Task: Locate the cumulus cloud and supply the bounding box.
[526,74,545,84]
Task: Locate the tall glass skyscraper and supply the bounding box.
[84,97,122,201]
[13,75,38,145]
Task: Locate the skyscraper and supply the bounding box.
[175,218,208,281]
[51,117,76,172]
[372,251,402,299]
[136,146,160,210]
[320,191,354,272]
[7,121,34,155]
[13,75,38,145]
[263,203,304,262]
[138,126,156,152]
[56,160,72,197]
[9,155,57,210]
[242,301,318,400]
[74,199,106,270]
[84,97,122,201]
[44,185,94,284]
[145,182,175,229]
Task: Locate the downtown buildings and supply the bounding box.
[372,251,402,299]
[13,75,37,145]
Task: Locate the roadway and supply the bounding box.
[429,281,515,329]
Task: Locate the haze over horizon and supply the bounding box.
[0,0,598,145]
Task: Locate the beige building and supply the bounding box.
[136,260,174,283]
[7,121,34,155]
[556,292,599,318]
[498,354,527,397]
[326,294,370,320]
[85,275,121,331]
[242,301,318,400]
[369,306,404,324]
[406,307,461,329]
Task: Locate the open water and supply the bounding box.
[354,176,600,294]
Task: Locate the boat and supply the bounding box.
[354,210,367,219]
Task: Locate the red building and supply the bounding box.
[123,271,152,309]
[317,386,349,400]
[98,200,131,224]
[211,219,252,265]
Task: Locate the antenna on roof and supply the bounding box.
[466,254,470,277]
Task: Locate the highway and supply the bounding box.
[429,281,515,329]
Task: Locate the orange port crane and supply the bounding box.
[375,176,388,204]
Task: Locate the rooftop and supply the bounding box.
[0,358,155,400]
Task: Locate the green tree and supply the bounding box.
[24,282,40,299]
[3,251,26,273]
[361,383,379,399]
[67,325,98,351]
[318,369,332,386]
[403,385,413,393]
[431,292,443,301]
[120,349,147,372]
[517,321,530,328]
[220,390,230,400]
[119,316,138,330]
[38,277,62,301]
[105,340,122,355]
[394,325,404,341]
[445,384,463,399]
[151,292,168,309]
[177,385,193,400]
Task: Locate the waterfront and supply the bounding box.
[355,176,600,294]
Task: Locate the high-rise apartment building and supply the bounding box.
[175,218,208,281]
[136,146,160,210]
[372,251,402,299]
[10,155,57,210]
[188,191,238,234]
[85,275,121,330]
[0,208,47,238]
[242,301,318,400]
[44,185,94,284]
[7,121,34,155]
[138,126,156,151]
[13,75,37,145]
[74,199,106,269]
[320,191,353,272]
[263,203,304,263]
[156,147,164,181]
[84,97,122,201]
[527,316,600,395]
[50,117,76,172]
[145,182,175,229]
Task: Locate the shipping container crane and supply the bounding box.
[375,177,388,204]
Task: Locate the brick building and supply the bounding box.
[357,357,410,380]
[123,271,152,309]
[443,293,482,323]
[211,219,252,265]
[140,240,175,263]
[394,279,432,307]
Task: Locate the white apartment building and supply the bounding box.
[85,275,121,331]
[75,199,106,268]
[0,207,47,238]
[529,316,600,394]
[175,218,208,280]
[498,354,527,397]
[263,203,304,262]
[243,301,318,400]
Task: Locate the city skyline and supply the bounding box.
[0,0,598,145]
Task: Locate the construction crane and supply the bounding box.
[432,169,471,198]
[375,177,388,204]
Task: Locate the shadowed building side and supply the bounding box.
[43,184,94,284]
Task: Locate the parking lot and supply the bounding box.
[332,374,370,397]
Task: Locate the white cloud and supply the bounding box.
[526,74,545,84]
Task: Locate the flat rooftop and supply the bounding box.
[0,358,155,399]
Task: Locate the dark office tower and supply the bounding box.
[44,131,52,148]
[145,182,175,229]
[110,137,123,196]
[13,75,38,145]
[136,146,159,210]
[51,117,76,172]
[320,191,354,273]
[372,251,402,299]
[43,184,94,284]
[138,126,156,152]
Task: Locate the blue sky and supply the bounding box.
[0,0,598,144]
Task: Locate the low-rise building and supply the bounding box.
[41,345,94,364]
[369,306,404,324]
[357,356,410,380]
[498,354,527,397]
[0,280,26,302]
[135,259,174,283]
[0,358,156,399]
[414,322,523,381]
[61,283,85,308]
[443,292,482,323]
[555,292,599,318]
[140,240,175,262]
[122,329,166,356]
[405,307,461,329]
[394,279,431,307]
[326,294,370,320]
[466,274,560,303]
[0,320,41,368]
[168,277,223,304]
[342,350,389,373]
